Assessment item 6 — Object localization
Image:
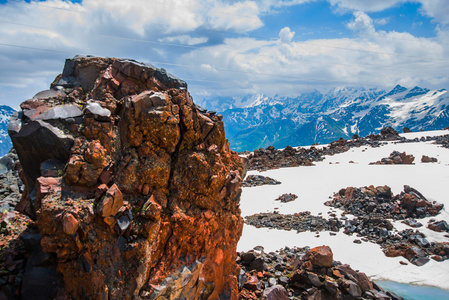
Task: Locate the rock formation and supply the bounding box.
[237,246,403,299]
[9,56,244,299]
[369,151,415,165]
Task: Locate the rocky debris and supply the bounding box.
[395,133,449,149]
[380,126,400,139]
[237,246,402,299]
[247,128,449,172]
[242,175,281,187]
[8,56,245,299]
[325,185,443,220]
[401,219,423,228]
[245,211,341,233]
[324,185,446,265]
[431,134,449,149]
[384,239,449,266]
[428,220,449,232]
[247,127,399,172]
[247,145,319,172]
[0,148,31,300]
[421,155,438,163]
[275,193,298,203]
[369,151,415,165]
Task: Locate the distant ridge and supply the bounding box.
[200,86,449,151]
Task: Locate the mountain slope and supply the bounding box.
[0,105,15,157]
[201,86,449,151]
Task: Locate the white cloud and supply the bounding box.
[328,0,405,13]
[347,11,375,34]
[179,24,449,99]
[279,27,296,42]
[0,0,449,108]
[375,17,390,26]
[158,35,208,45]
[329,0,449,25]
[418,0,449,24]
[206,1,263,33]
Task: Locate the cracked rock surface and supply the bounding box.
[9,56,244,299]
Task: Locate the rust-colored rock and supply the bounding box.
[306,245,334,268]
[9,56,244,299]
[63,213,79,235]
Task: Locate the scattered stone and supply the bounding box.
[242,175,281,187]
[369,151,415,165]
[237,246,402,299]
[326,185,443,220]
[246,127,399,172]
[275,193,298,203]
[402,219,423,228]
[245,211,341,233]
[421,155,438,163]
[428,220,449,232]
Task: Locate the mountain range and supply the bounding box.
[198,85,449,152]
[0,105,15,157]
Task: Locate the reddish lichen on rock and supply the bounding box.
[9,56,244,299]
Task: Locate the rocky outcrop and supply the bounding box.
[325,185,446,265]
[369,151,415,165]
[237,246,402,299]
[245,129,396,172]
[326,185,443,220]
[9,56,244,299]
[275,193,298,203]
[245,211,340,233]
[242,175,281,187]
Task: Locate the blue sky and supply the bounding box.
[0,0,449,108]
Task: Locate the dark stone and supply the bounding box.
[154,67,187,89]
[249,257,265,272]
[411,256,430,266]
[278,276,289,286]
[10,120,74,185]
[428,220,449,232]
[240,252,256,266]
[414,237,430,248]
[263,285,289,300]
[347,280,362,297]
[21,231,62,300]
[40,158,65,177]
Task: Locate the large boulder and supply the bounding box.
[9,56,244,299]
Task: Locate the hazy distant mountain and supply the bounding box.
[200,86,449,151]
[0,105,15,157]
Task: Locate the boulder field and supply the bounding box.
[8,56,245,299]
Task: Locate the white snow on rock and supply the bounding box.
[238,130,449,290]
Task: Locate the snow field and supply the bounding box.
[238,130,449,290]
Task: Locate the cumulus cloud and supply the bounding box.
[418,0,449,24]
[347,11,375,34]
[279,27,296,42]
[0,0,449,108]
[206,1,263,33]
[178,21,448,100]
[158,35,208,45]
